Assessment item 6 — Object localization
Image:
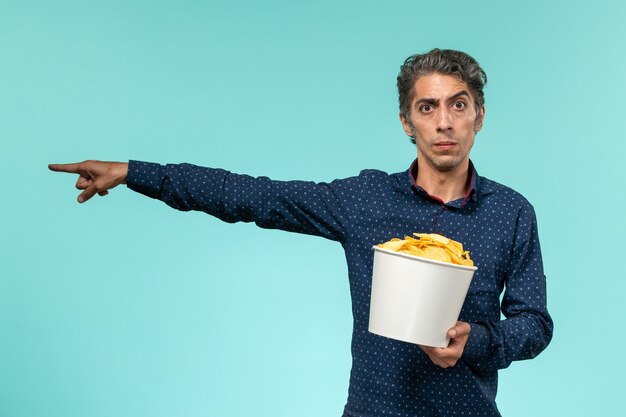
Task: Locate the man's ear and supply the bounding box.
[474,105,485,133]
[399,112,414,137]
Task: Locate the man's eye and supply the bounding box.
[420,104,433,113]
[453,101,466,110]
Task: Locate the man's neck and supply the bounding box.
[415,159,470,204]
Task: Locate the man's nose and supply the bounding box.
[436,107,453,131]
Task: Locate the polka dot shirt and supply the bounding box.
[127,159,553,417]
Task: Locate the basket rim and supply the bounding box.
[372,246,478,271]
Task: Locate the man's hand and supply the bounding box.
[419,321,471,368]
[48,160,128,203]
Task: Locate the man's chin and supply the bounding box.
[432,157,464,172]
[434,165,457,172]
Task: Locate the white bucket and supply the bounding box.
[368,246,477,348]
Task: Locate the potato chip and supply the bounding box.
[422,246,452,263]
[377,233,474,266]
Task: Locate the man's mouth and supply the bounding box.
[433,141,457,150]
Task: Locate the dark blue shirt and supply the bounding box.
[127,159,553,417]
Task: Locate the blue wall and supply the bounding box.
[1,1,624,416]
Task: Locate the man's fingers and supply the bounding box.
[420,322,471,368]
[420,343,464,368]
[436,350,460,367]
[433,360,448,368]
[432,356,450,368]
[75,175,92,190]
[50,160,122,204]
[49,163,83,174]
[419,345,448,368]
[78,183,98,203]
[428,352,451,368]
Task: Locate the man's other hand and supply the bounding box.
[48,160,128,204]
[419,321,471,368]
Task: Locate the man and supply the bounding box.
[50,49,553,416]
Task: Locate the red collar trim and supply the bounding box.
[408,159,477,205]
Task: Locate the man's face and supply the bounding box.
[400,73,485,173]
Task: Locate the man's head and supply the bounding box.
[397,49,487,145]
[397,49,487,173]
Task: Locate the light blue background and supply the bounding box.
[1,1,624,416]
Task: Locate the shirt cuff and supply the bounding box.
[126,160,165,198]
[464,322,490,360]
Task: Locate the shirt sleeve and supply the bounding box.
[462,204,554,371]
[126,160,361,243]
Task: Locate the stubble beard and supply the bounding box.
[413,130,471,173]
[429,154,464,172]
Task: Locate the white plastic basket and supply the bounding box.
[368,246,477,347]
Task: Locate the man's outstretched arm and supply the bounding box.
[48,161,129,203]
[49,159,365,243]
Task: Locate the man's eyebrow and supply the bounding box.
[414,90,472,106]
[448,90,471,102]
[415,97,437,106]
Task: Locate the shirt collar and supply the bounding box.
[407,158,479,206]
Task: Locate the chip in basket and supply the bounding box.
[377,233,473,266]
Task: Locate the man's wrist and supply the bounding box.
[116,162,129,185]
[463,322,490,360]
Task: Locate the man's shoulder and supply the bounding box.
[327,167,407,184]
[477,175,535,211]
[355,168,411,189]
[325,168,410,196]
[356,167,409,180]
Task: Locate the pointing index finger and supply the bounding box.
[48,163,83,173]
